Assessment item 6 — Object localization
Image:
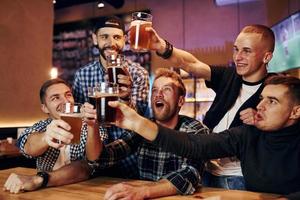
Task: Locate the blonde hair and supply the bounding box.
[241,24,275,52]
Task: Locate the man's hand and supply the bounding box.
[43,120,73,149]
[146,27,166,53]
[81,102,97,126]
[108,101,158,141]
[3,173,43,194]
[108,101,141,132]
[104,182,147,200]
[240,108,257,125]
[118,70,132,100]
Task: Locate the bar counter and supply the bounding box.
[0,167,280,200]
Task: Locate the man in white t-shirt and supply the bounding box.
[147,24,275,190]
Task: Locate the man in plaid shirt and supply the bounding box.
[91,68,209,199]
[72,16,149,178]
[16,78,100,172]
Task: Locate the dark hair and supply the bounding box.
[241,24,275,52]
[39,78,70,104]
[265,74,300,104]
[154,68,186,97]
[93,16,125,34]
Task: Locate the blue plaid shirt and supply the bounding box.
[72,59,149,115]
[16,118,104,172]
[16,118,133,173]
[97,115,210,194]
[72,59,149,177]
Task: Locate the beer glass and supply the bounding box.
[88,86,99,108]
[92,82,119,127]
[59,102,82,144]
[129,12,153,52]
[106,54,127,87]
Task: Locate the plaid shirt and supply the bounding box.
[16,119,136,174]
[98,115,210,195]
[17,118,98,172]
[72,59,149,176]
[72,59,149,115]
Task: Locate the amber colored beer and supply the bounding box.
[107,67,126,87]
[92,93,119,126]
[60,113,82,144]
[129,20,152,52]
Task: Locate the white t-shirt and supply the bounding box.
[207,83,261,176]
[53,145,71,170]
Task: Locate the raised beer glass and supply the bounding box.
[93,82,119,127]
[59,102,82,144]
[106,54,127,87]
[129,12,153,52]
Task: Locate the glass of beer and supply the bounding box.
[93,82,119,127]
[88,85,99,108]
[59,102,82,144]
[129,12,153,52]
[106,54,127,87]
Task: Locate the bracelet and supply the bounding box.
[36,171,49,188]
[156,39,173,59]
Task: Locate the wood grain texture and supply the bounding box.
[0,167,280,200]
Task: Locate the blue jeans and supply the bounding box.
[202,171,246,190]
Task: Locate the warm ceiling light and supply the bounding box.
[97,1,105,8]
[53,0,56,4]
[50,67,58,79]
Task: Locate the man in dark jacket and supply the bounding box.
[109,75,300,199]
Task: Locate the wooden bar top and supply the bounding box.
[0,167,280,200]
[0,139,21,157]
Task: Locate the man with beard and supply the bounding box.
[72,16,149,178]
[108,74,300,199]
[147,24,275,190]
[93,68,209,199]
[3,69,209,197]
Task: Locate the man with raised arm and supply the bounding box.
[108,75,300,199]
[147,24,275,189]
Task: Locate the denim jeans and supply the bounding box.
[202,171,246,190]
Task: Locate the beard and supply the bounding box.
[152,101,178,122]
[99,46,122,60]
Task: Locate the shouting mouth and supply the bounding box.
[255,112,263,122]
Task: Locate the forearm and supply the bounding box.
[86,123,102,161]
[47,160,90,187]
[24,132,49,157]
[143,179,178,199]
[157,45,211,81]
[133,117,158,141]
[153,125,237,160]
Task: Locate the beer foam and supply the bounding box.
[107,66,123,69]
[94,91,119,97]
[60,113,82,118]
[130,20,152,27]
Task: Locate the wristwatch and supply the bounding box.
[36,171,49,188]
[87,159,100,176]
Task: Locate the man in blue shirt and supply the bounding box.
[72,16,150,178]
